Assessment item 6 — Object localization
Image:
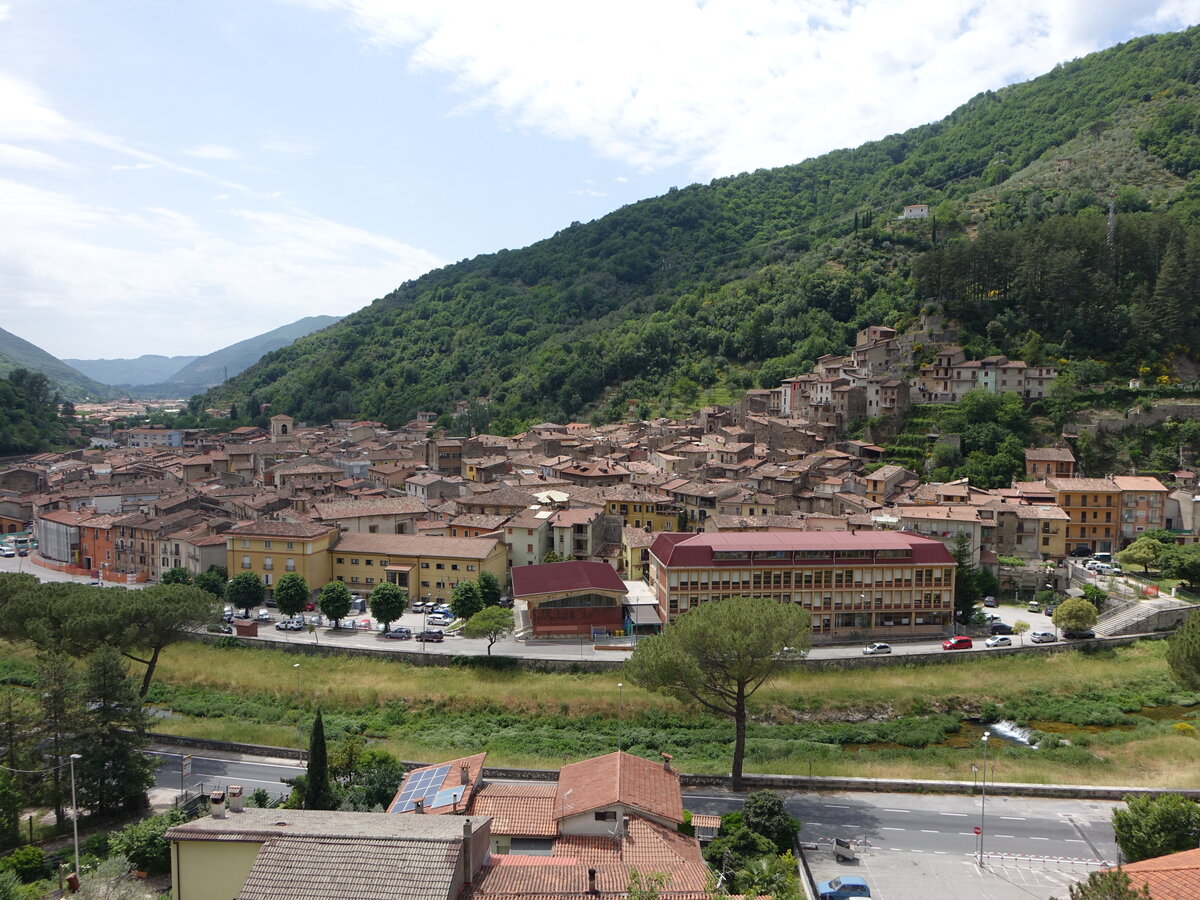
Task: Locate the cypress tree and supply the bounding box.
[303,710,337,810]
[1167,607,1200,691]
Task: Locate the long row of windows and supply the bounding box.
[667,590,949,616]
[666,567,952,589]
[241,556,297,572]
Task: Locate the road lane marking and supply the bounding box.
[1000,816,1026,820]
[921,829,939,833]
[939,812,968,816]
[995,834,1014,838]
[883,827,905,831]
[823,804,850,808]
[884,808,909,813]
[1065,839,1086,843]
[1030,837,1049,841]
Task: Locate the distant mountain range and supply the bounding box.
[66,315,343,398]
[4,315,342,402]
[64,354,199,386]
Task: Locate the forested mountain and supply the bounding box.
[204,27,1200,431]
[62,354,198,387]
[0,369,85,455]
[0,328,114,402]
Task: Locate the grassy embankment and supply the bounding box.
[125,639,1200,788]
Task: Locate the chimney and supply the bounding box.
[413,798,424,814]
[460,764,470,785]
[588,868,598,894]
[462,819,474,882]
[209,790,226,818]
[228,784,244,812]
[661,753,673,772]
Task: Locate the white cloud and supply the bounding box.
[0,5,11,24]
[0,177,444,357]
[261,136,319,156]
[0,142,73,171]
[185,143,237,160]
[111,162,154,171]
[300,0,1200,178]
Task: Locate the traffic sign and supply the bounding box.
[973,826,981,835]
[181,755,192,778]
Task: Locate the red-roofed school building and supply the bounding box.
[648,530,955,642]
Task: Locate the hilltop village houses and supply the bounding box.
[17,323,1193,645]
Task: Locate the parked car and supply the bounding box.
[411,601,430,613]
[942,636,973,651]
[306,614,324,625]
[984,613,1001,623]
[432,604,451,615]
[17,550,28,557]
[988,622,1014,635]
[426,614,454,627]
[385,627,412,640]
[862,642,892,655]
[1063,628,1097,640]
[1029,630,1057,643]
[255,610,273,622]
[1027,600,1040,612]
[985,635,1012,648]
[983,595,997,607]
[0,548,14,558]
[414,630,445,642]
[275,618,305,631]
[818,876,871,899]
[206,623,234,634]
[1043,604,1059,617]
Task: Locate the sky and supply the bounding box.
[1,1,1198,360]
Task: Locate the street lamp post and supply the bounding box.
[293,664,302,748]
[617,683,623,753]
[978,733,989,865]
[68,753,81,879]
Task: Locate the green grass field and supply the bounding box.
[134,639,1200,787]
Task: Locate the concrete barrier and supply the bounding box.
[191,629,1166,672]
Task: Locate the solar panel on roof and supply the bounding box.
[430,786,464,809]
[388,764,452,813]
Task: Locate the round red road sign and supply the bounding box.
[974,826,982,835]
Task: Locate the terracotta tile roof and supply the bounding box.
[1025,447,1075,461]
[238,835,463,900]
[1046,477,1119,492]
[1121,847,1200,900]
[335,532,502,560]
[468,783,558,837]
[389,753,486,815]
[313,497,428,519]
[226,521,336,539]
[554,752,684,825]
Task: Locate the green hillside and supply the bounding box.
[205,27,1200,431]
[0,328,114,402]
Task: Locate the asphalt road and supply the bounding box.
[148,746,1121,867]
[682,788,1121,866]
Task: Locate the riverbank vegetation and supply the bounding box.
[6,639,1188,788]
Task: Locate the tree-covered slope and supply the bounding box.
[0,327,115,402]
[205,27,1200,430]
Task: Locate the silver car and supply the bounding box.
[862,642,892,655]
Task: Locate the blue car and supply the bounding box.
[818,876,871,899]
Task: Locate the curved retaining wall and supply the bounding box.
[188,629,1166,672]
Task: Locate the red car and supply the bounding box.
[942,636,973,651]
